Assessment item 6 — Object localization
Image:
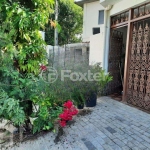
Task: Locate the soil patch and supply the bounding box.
[54,127,64,144]
[67,120,76,127]
[77,109,92,116]
[13,129,51,143]
[54,120,75,144]
[0,129,52,149]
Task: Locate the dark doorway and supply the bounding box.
[108,26,128,101]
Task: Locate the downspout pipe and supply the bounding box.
[103,5,112,72]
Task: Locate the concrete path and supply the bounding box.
[2,96,150,150]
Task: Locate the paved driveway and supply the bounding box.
[3,97,150,150]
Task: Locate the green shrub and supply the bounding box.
[28,79,63,133]
[0,0,64,134]
[0,89,25,126]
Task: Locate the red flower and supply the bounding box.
[59,120,66,127]
[59,110,73,121]
[71,107,78,115]
[40,65,47,71]
[59,112,68,120]
[63,100,73,109]
[59,100,78,128]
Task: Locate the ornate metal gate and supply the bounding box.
[108,30,123,94]
[127,20,150,110]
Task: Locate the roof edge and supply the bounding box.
[75,0,99,7]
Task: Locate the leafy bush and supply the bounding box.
[31,81,63,133]
[86,63,113,96]
[0,89,25,126]
[98,70,113,95]
[71,87,85,106]
[47,62,112,105]
[0,0,65,134]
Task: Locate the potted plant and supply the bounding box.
[98,70,113,95]
[85,81,98,107]
[85,63,112,107]
[71,89,85,109]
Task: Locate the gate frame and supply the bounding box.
[110,3,150,102]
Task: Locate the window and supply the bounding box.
[98,10,104,24]
[93,28,100,35]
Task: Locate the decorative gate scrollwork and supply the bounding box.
[107,30,123,94]
[127,21,150,110]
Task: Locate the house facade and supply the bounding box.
[75,0,150,111]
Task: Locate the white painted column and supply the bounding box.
[103,9,111,72]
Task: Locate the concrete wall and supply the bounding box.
[46,44,89,69]
[83,1,104,42]
[89,33,104,66]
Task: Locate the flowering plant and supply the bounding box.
[40,65,47,71]
[59,100,78,127]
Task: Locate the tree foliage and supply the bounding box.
[45,0,83,45]
[0,0,56,130]
[0,0,54,74]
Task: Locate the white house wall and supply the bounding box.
[89,33,104,66]
[83,1,104,42]
[82,0,150,71]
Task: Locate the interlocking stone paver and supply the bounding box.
[2,96,150,150]
[126,141,136,148]
[130,134,144,142]
[91,141,104,150]
[114,133,126,140]
[132,142,146,150]
[105,126,117,134]
[141,134,150,143]
[75,140,89,150]
[143,132,150,138]
[95,130,107,139]
[122,146,130,150]
[130,147,140,150]
[104,139,115,146]
[112,138,125,147]
[109,144,122,150]
[95,136,105,145]
[115,116,126,122]
[142,141,150,148]
[102,144,114,150]
[82,140,97,150]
